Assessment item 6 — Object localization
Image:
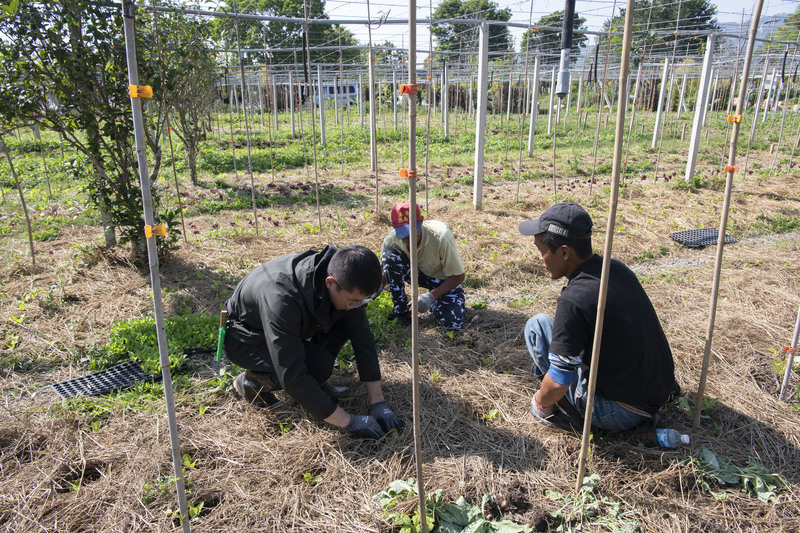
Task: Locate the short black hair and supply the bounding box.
[540,231,593,259]
[328,245,383,296]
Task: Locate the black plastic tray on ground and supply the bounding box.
[51,361,155,399]
[669,228,738,248]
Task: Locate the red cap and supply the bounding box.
[391,200,423,227]
[390,200,423,239]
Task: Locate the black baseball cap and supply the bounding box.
[518,202,593,239]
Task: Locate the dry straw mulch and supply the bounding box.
[1,162,799,532]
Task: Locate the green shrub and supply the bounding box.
[32,226,60,242]
[97,313,217,374]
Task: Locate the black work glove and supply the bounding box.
[343,415,385,439]
[369,401,403,433]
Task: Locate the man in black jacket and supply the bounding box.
[223,245,402,439]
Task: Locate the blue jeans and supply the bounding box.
[524,313,648,432]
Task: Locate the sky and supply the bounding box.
[320,0,800,55]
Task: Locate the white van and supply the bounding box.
[317,83,359,105]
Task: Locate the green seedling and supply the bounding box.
[483,409,499,421]
[143,475,178,505]
[546,473,639,531]
[3,333,19,350]
[303,472,322,486]
[181,454,196,470]
[686,448,788,503]
[677,394,717,421]
[481,357,491,367]
[375,478,530,533]
[431,371,441,383]
[471,298,487,310]
[279,423,292,434]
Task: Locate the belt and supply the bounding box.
[617,401,654,418]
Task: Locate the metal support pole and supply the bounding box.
[677,71,687,119]
[652,58,669,149]
[751,59,769,141]
[359,73,364,127]
[685,34,716,181]
[121,2,190,531]
[289,70,296,137]
[443,63,449,138]
[367,59,378,175]
[506,73,513,122]
[473,23,488,210]
[318,65,326,146]
[527,55,540,156]
[547,68,555,135]
[393,70,398,129]
[272,75,279,131]
[764,67,776,123]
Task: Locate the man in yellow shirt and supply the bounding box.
[381,201,466,329]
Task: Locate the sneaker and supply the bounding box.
[555,397,584,425]
[528,402,580,433]
[389,311,411,327]
[320,382,350,397]
[234,372,281,409]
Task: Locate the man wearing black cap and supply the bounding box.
[519,202,676,432]
[381,200,466,329]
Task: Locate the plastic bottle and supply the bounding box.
[627,427,690,447]
[655,428,690,448]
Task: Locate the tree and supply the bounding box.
[323,25,361,71]
[520,10,588,66]
[768,7,800,52]
[431,0,512,59]
[602,0,720,63]
[0,1,189,255]
[151,5,218,185]
[211,0,331,67]
[0,1,140,249]
[374,41,407,70]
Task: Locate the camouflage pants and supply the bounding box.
[381,247,465,329]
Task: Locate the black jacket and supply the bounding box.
[225,246,381,419]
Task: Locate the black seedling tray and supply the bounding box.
[51,361,155,399]
[669,228,738,248]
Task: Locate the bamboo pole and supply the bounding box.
[693,0,765,428]
[404,2,426,530]
[575,0,634,492]
[779,305,800,401]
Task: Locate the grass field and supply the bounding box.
[1,101,799,531]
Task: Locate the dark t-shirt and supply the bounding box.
[550,254,675,409]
